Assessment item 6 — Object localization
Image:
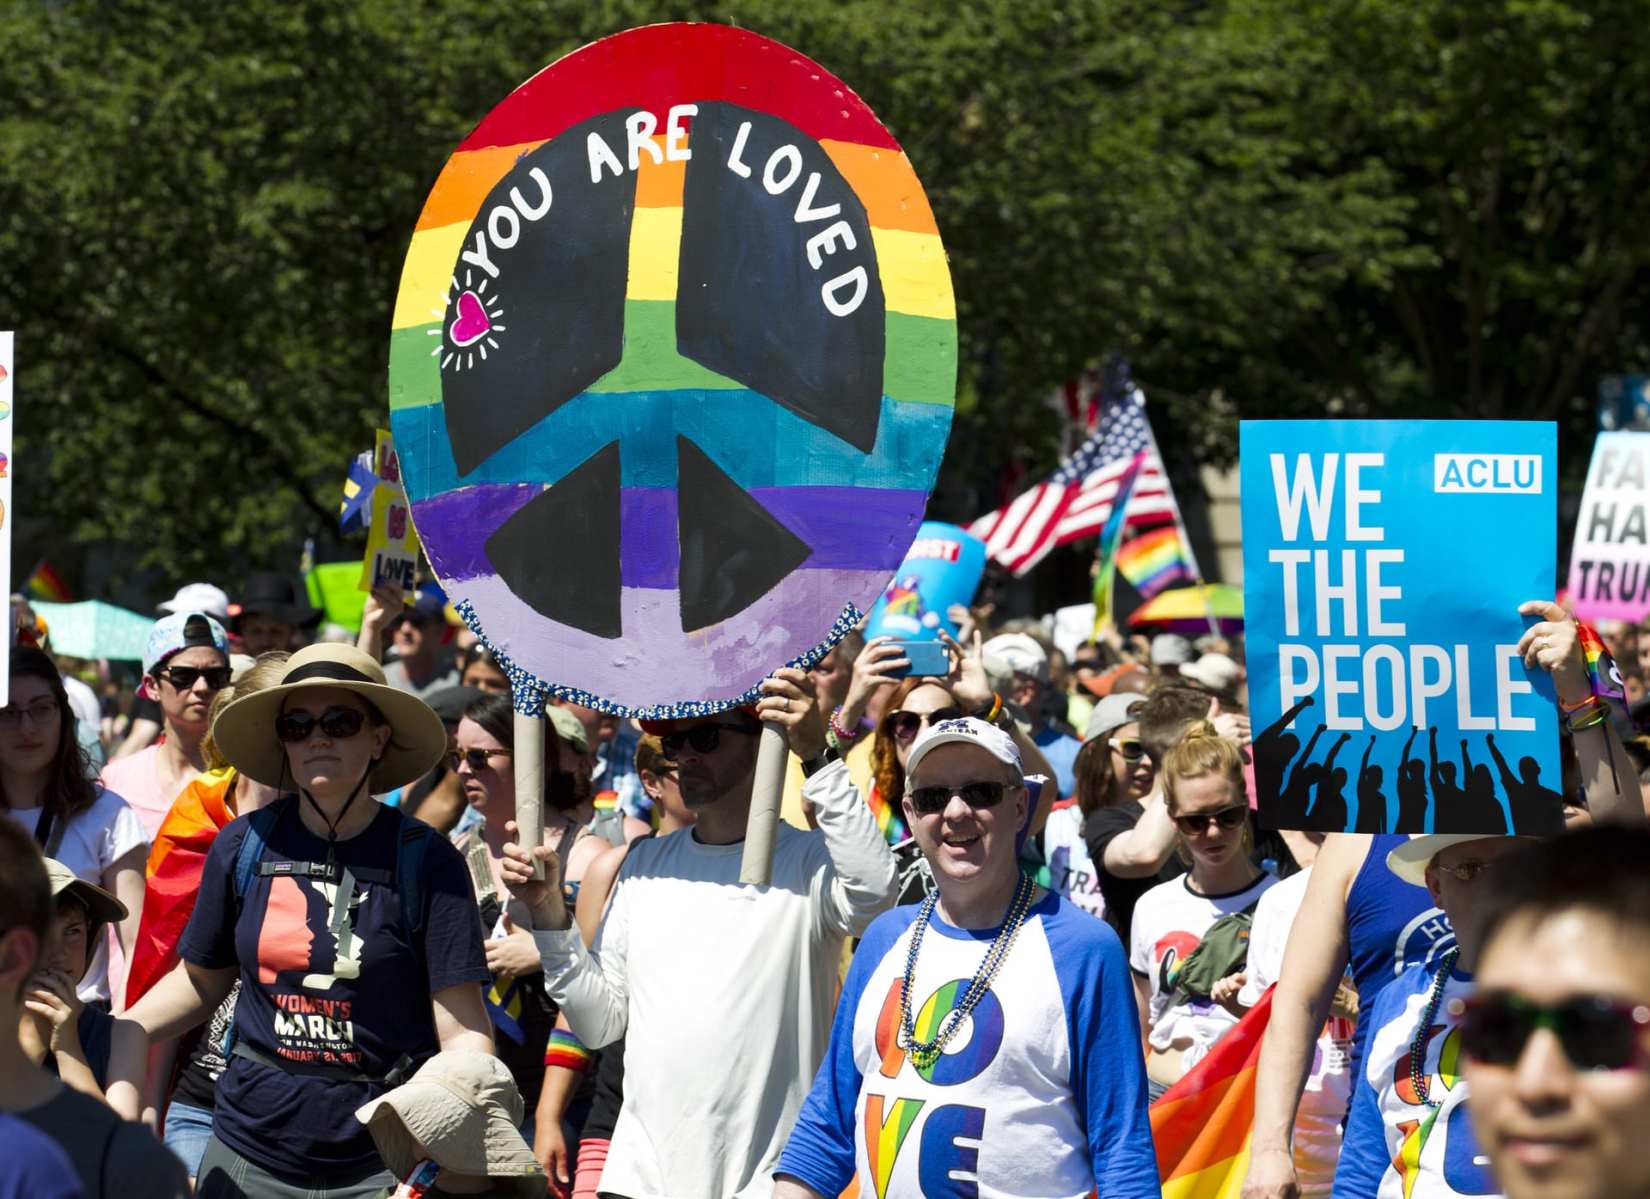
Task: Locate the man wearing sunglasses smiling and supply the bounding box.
[776,717,1158,1198]
[100,611,232,840]
[1332,831,1529,1199]
[1461,827,1650,1199]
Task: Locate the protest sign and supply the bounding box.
[358,429,419,593]
[387,23,955,717]
[0,333,11,704]
[1567,431,1650,624]
[387,25,955,881]
[1240,420,1561,835]
[863,522,985,643]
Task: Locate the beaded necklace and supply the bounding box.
[897,873,1036,1070]
[1409,946,1459,1108]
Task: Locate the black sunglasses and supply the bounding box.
[660,721,758,758]
[1171,805,1248,835]
[907,779,1015,817]
[275,706,368,743]
[448,747,513,772]
[1453,991,1650,1072]
[158,665,232,691]
[887,707,963,745]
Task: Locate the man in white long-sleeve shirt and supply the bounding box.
[503,666,900,1199]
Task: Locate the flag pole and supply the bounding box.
[1139,403,1221,640]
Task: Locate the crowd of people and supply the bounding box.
[4,570,1650,1199]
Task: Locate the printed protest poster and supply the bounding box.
[863,522,987,643]
[0,333,11,705]
[1240,420,1561,835]
[358,429,419,593]
[1567,431,1650,624]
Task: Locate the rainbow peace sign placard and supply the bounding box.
[389,24,956,716]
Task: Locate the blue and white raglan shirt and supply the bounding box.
[1332,959,1497,1199]
[776,889,1159,1198]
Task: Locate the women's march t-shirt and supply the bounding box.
[177,798,489,1181]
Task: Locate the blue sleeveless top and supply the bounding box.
[1343,834,1456,1082]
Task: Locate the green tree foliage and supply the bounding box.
[0,0,1646,585]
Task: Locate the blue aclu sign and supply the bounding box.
[1240,420,1561,835]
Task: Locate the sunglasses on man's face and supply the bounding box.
[1110,737,1146,762]
[1171,805,1248,835]
[907,779,1015,818]
[448,747,512,772]
[888,707,963,744]
[275,706,368,744]
[659,721,758,758]
[1453,990,1650,1072]
[157,665,232,691]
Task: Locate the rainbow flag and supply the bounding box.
[1092,452,1147,635]
[127,768,236,1005]
[1576,622,1625,703]
[1151,985,1273,1199]
[24,559,73,603]
[865,782,910,847]
[1118,524,1195,599]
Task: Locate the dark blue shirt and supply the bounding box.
[177,799,489,1182]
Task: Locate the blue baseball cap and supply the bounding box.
[143,611,230,677]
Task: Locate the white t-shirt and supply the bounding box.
[1040,801,1106,920]
[532,760,900,1199]
[1129,871,1276,1071]
[1239,868,1353,1195]
[5,786,148,1001]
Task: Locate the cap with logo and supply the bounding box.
[905,715,1024,779]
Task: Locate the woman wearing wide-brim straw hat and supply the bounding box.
[126,644,494,1199]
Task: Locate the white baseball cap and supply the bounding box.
[905,715,1023,779]
[1180,652,1243,692]
[157,582,232,620]
[982,633,1049,684]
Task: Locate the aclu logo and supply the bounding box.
[1433,453,1543,494]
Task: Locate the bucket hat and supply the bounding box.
[356,1051,546,1197]
[210,643,446,791]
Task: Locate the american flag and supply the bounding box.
[969,385,1174,575]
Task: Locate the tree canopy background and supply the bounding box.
[2,0,1647,597]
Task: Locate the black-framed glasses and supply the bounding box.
[1110,737,1147,762]
[887,707,963,744]
[1452,991,1650,1072]
[0,699,59,729]
[157,665,232,691]
[907,779,1016,817]
[448,747,512,772]
[275,706,368,743]
[659,721,758,758]
[1171,805,1248,835]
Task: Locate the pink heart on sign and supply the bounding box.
[449,290,492,346]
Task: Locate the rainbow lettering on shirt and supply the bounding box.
[862,1094,924,1199]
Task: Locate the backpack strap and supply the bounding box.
[233,803,285,901]
[396,816,435,940]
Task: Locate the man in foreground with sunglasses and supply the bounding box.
[1332,831,1527,1199]
[500,667,899,1199]
[1463,826,1650,1199]
[775,716,1158,1198]
[100,611,233,839]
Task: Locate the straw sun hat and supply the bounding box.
[209,643,447,792]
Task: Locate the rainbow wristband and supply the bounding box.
[545,1028,592,1072]
[1566,699,1610,732]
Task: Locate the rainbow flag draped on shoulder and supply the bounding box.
[1151,985,1274,1198]
[126,768,237,1005]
